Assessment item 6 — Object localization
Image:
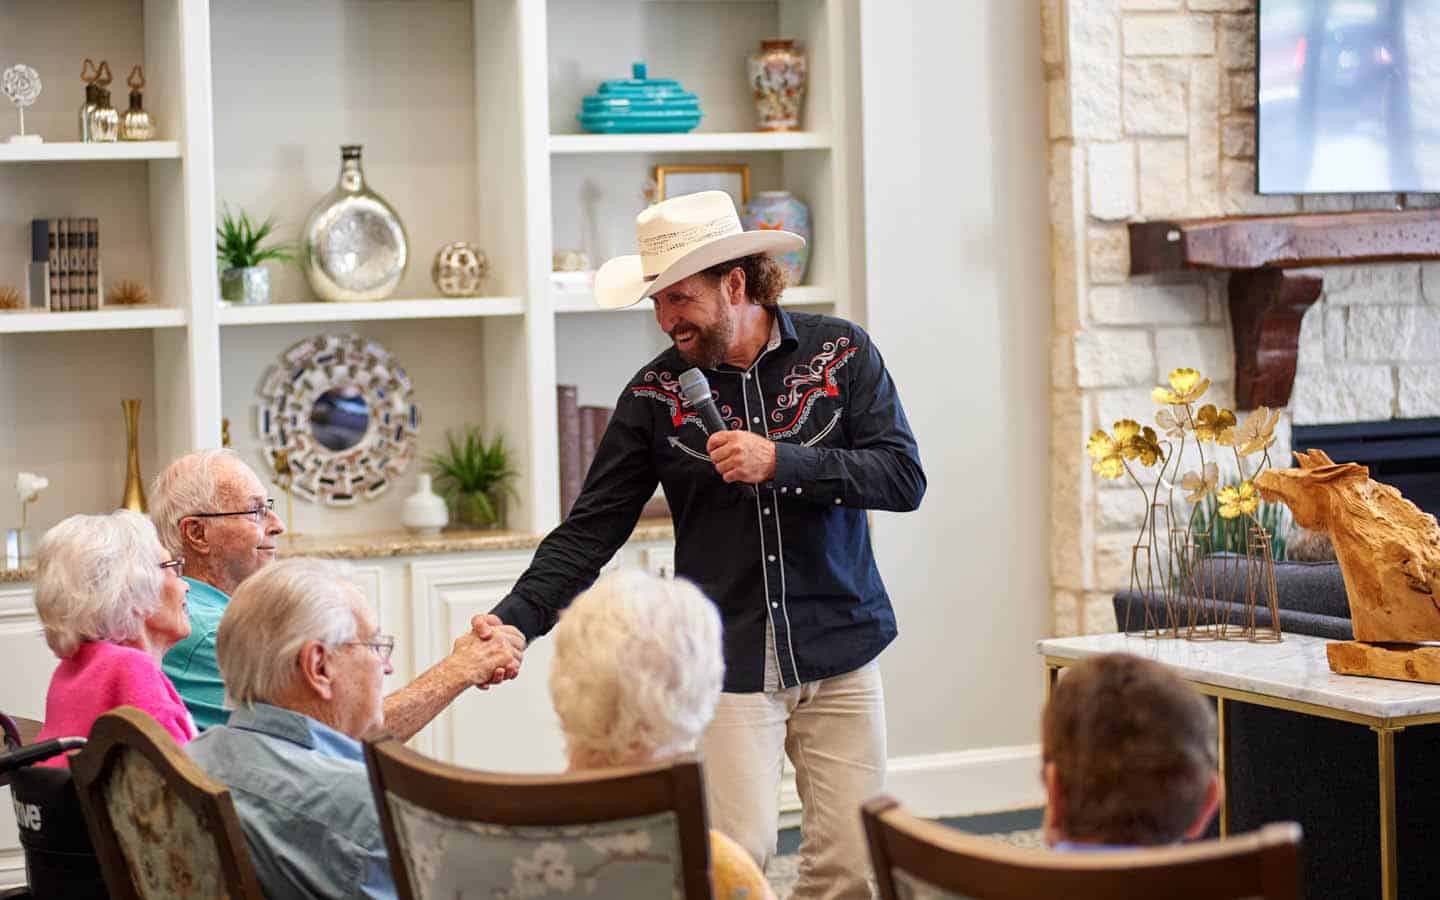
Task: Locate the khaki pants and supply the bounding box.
[700,661,886,900]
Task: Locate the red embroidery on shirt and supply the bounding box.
[631,370,742,431]
[768,340,856,438]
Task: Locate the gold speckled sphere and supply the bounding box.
[431,242,490,297]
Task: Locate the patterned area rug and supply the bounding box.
[769,828,1046,898]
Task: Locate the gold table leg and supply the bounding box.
[1217,695,1228,837]
[1375,725,1400,900]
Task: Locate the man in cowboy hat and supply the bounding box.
[493,190,925,900]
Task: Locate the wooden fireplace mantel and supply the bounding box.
[1128,209,1440,409]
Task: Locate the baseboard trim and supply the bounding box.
[779,743,1043,821]
[0,848,24,889]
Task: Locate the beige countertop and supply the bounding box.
[0,518,675,584]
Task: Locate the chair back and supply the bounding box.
[365,736,713,900]
[69,706,264,900]
[861,796,1302,900]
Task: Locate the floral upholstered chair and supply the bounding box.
[69,706,263,900]
[860,796,1302,900]
[364,736,713,899]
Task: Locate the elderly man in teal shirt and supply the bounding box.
[155,449,523,739]
[188,557,402,898]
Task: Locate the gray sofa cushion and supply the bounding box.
[1111,552,1351,640]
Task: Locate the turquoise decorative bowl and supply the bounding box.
[578,62,703,134]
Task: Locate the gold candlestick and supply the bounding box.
[120,399,147,512]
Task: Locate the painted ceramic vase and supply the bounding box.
[748,39,807,131]
[741,191,811,285]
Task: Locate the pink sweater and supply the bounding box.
[35,640,197,767]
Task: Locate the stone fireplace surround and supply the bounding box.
[1045,0,1440,636]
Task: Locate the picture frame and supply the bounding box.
[653,164,751,208]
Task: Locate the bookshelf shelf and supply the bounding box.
[0,141,182,163]
[548,131,832,154]
[552,285,835,314]
[216,297,526,326]
[0,307,186,334]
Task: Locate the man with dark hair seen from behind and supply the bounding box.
[1042,652,1222,849]
[491,190,926,900]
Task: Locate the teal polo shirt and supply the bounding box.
[163,577,232,731]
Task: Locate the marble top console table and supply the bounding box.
[1038,633,1440,900]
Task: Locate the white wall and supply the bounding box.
[861,0,1052,790]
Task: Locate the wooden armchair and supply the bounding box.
[69,706,263,900]
[365,735,714,900]
[861,796,1302,900]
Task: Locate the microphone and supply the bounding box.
[680,368,760,498]
[679,368,729,436]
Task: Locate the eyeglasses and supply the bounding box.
[159,557,185,574]
[183,498,275,525]
[345,634,396,663]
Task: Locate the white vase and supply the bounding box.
[401,474,448,535]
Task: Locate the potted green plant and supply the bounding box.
[427,427,520,529]
[216,206,293,305]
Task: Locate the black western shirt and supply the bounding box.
[492,309,926,692]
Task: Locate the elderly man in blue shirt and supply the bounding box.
[187,557,405,899]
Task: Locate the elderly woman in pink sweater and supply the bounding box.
[33,509,195,763]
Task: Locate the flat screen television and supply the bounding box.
[1258,0,1440,194]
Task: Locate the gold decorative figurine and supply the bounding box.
[119,64,154,141]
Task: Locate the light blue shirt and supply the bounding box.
[187,703,396,900]
[162,577,231,730]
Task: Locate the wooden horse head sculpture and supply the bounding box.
[1256,449,1440,643]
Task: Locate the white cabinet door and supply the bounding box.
[408,553,567,774]
[0,584,57,887]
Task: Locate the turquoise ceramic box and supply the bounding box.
[578,63,703,134]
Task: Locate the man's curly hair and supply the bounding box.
[700,253,787,307]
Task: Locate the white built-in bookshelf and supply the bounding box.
[0,0,863,539]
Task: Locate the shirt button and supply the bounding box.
[780,486,788,493]
[795,487,803,495]
[771,602,779,609]
[763,507,771,515]
[752,416,761,424]
[767,554,776,562]
[744,373,752,380]
[834,498,842,504]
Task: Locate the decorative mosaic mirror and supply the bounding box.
[255,333,420,506]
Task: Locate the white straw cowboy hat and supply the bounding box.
[593,190,805,310]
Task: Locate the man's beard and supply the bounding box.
[673,317,733,369]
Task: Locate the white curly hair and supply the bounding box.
[550,569,725,767]
[33,510,166,658]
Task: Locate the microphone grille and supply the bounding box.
[678,368,712,406]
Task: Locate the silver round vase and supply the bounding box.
[302,145,409,301]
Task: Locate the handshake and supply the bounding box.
[450,613,526,690]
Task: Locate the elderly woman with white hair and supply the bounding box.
[550,569,776,900]
[32,509,195,764]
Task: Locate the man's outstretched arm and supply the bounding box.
[381,614,525,741]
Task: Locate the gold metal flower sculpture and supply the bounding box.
[1193,405,1237,444]
[1217,480,1261,519]
[1181,462,1219,504]
[1151,367,1211,405]
[1224,407,1282,456]
[1086,366,1284,642]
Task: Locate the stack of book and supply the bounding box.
[31,218,102,311]
[557,385,670,521]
